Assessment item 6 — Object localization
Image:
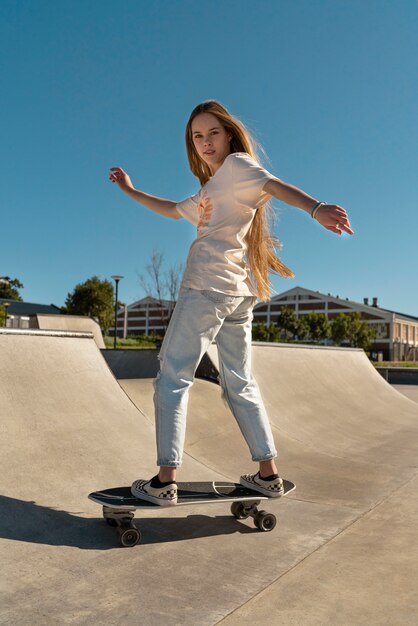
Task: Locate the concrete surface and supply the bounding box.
[221,475,418,626]
[393,384,418,403]
[1,330,417,625]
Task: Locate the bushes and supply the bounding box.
[252,307,375,350]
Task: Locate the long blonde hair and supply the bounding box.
[184,99,294,302]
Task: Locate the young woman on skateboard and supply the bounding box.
[109,99,353,506]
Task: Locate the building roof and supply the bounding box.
[381,308,418,322]
[126,296,175,309]
[262,286,418,323]
[0,299,62,316]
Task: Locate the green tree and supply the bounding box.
[252,322,269,341]
[62,276,116,334]
[252,322,270,341]
[354,321,376,351]
[330,313,349,345]
[330,312,376,350]
[267,322,281,342]
[345,312,376,350]
[252,322,280,342]
[0,277,24,301]
[305,312,331,343]
[277,306,298,341]
[296,316,310,341]
[345,312,363,346]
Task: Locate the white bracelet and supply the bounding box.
[311,201,325,219]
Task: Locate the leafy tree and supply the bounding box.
[277,306,298,341]
[330,313,349,345]
[267,322,281,342]
[330,312,376,350]
[305,312,331,343]
[354,321,376,351]
[0,277,24,326]
[345,312,363,346]
[62,276,116,334]
[0,277,24,301]
[252,322,281,342]
[252,322,269,341]
[345,312,376,350]
[296,315,310,341]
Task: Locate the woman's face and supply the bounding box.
[191,112,232,174]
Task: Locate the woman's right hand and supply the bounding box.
[109,167,134,192]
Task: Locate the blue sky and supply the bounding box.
[1,0,417,315]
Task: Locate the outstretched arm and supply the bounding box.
[263,178,354,236]
[109,167,181,220]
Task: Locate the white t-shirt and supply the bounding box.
[176,152,277,296]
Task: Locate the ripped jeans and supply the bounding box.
[153,286,277,467]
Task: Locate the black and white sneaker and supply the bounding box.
[131,477,178,506]
[240,471,284,497]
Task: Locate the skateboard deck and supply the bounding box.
[88,480,296,547]
[89,480,295,508]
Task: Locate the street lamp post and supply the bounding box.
[111,275,124,350]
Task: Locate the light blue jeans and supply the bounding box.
[153,286,278,467]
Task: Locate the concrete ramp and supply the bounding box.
[2,330,418,625]
[251,343,418,464]
[0,329,232,625]
[0,329,148,508]
[207,342,418,464]
[35,314,106,348]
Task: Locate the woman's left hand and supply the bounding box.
[315,204,354,235]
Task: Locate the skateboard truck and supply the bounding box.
[230,500,277,531]
[103,506,140,547]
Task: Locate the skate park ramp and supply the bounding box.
[35,314,105,348]
[206,341,418,466]
[121,343,418,625]
[1,329,418,625]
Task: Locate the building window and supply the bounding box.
[376,323,389,339]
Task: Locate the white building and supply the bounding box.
[253,286,418,361]
[112,296,175,338]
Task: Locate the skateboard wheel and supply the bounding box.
[230,502,250,519]
[254,511,276,532]
[119,524,141,547]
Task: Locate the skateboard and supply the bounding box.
[88,479,296,547]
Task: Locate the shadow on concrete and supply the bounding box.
[0,495,257,550]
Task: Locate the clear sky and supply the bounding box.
[1,0,417,315]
